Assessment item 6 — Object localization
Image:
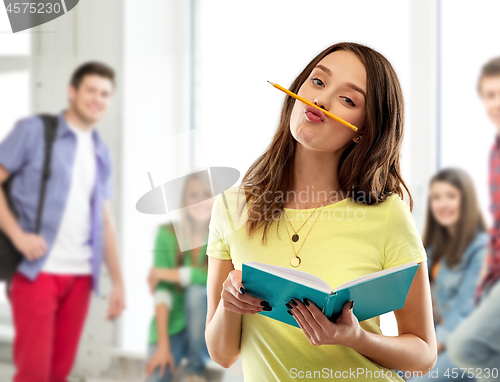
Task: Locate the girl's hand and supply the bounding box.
[147,268,162,294]
[221,270,271,314]
[145,346,175,378]
[288,298,363,347]
[147,268,178,294]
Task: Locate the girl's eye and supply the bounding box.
[311,77,324,87]
[342,96,356,107]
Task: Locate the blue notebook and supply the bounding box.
[241,261,420,328]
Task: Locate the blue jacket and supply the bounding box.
[427,231,488,346]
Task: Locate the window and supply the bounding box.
[0,8,31,325]
[195,0,411,338]
[439,0,500,227]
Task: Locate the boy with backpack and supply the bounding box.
[0,61,125,382]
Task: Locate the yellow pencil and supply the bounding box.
[267,81,358,132]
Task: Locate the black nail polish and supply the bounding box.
[287,309,293,315]
[263,305,272,311]
[285,303,292,309]
[239,287,246,294]
[260,300,269,306]
[290,299,298,306]
[303,298,310,306]
[350,300,355,310]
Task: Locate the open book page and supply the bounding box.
[332,262,417,292]
[244,261,331,293]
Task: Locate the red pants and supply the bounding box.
[8,271,92,382]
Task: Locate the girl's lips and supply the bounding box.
[304,106,325,123]
[438,212,455,219]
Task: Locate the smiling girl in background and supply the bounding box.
[406,168,487,381]
[205,42,437,381]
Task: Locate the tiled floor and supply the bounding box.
[170,357,244,382]
[0,362,14,381]
[0,355,244,382]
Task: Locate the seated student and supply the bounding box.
[144,172,214,382]
[406,168,488,382]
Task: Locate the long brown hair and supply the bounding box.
[422,168,487,272]
[162,172,210,279]
[236,42,412,245]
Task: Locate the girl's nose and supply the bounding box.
[314,100,329,112]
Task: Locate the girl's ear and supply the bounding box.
[353,122,367,143]
[353,132,364,143]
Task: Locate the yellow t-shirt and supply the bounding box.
[207,186,428,382]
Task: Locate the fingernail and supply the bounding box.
[285,303,292,309]
[260,300,269,306]
[262,305,272,311]
[289,299,298,306]
[302,298,310,306]
[350,300,355,310]
[239,287,246,294]
[287,309,293,315]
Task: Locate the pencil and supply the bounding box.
[267,81,358,132]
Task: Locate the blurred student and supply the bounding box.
[406,168,488,382]
[145,172,214,382]
[447,57,500,382]
[0,61,125,382]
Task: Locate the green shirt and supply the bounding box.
[148,225,209,345]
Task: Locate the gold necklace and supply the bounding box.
[283,204,322,242]
[283,204,324,267]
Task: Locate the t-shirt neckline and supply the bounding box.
[282,197,350,213]
[68,122,93,137]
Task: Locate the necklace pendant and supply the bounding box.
[292,234,299,242]
[291,256,301,267]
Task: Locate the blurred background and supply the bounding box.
[0,0,499,380]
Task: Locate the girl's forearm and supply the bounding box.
[206,298,242,368]
[155,304,170,350]
[349,329,437,375]
[158,269,180,284]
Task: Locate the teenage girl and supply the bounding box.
[205,42,437,381]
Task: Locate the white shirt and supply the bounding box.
[42,123,96,274]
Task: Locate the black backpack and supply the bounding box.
[0,114,58,282]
